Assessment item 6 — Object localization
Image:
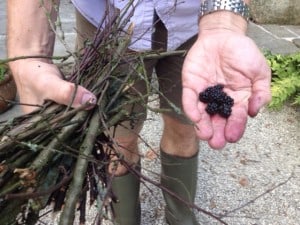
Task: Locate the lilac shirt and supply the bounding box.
[71,0,200,51]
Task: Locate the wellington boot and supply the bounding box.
[111,167,141,225]
[161,150,200,225]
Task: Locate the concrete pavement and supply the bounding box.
[0,1,299,225]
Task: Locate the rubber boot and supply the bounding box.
[111,165,141,225]
[161,150,200,225]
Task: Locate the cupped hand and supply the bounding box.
[182,29,271,149]
[9,60,96,114]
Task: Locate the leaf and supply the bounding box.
[265,51,300,109]
[292,94,300,105]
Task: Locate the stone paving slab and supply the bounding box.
[262,24,300,38]
[247,23,300,54]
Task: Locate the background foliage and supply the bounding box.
[265,51,300,109]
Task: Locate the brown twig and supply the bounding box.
[218,171,295,219]
[4,167,72,200]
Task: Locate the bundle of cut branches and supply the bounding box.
[0,5,158,225]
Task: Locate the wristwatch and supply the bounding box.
[199,0,250,21]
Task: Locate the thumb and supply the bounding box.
[44,76,97,109]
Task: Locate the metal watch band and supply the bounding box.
[199,0,250,21]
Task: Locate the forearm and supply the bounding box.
[199,0,251,34]
[7,0,59,64]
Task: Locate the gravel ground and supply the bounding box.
[39,103,299,225]
[138,104,300,225]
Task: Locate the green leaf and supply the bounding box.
[265,51,300,109]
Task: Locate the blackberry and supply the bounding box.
[205,102,219,115]
[199,85,224,103]
[214,84,224,90]
[198,84,234,118]
[218,103,232,118]
[199,91,211,103]
[211,90,227,103]
[223,95,234,107]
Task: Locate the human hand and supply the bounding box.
[182,13,271,149]
[9,60,96,114]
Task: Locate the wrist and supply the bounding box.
[8,59,53,79]
[198,0,250,34]
[7,30,55,63]
[199,10,248,35]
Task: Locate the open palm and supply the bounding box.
[182,30,271,149]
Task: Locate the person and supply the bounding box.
[7,0,271,224]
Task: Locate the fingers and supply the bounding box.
[225,104,248,143]
[192,100,248,149]
[21,79,96,114]
[182,83,252,149]
[248,84,272,117]
[182,87,201,122]
[207,116,226,149]
[205,106,247,149]
[194,112,213,141]
[182,88,213,140]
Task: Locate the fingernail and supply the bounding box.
[81,93,97,106]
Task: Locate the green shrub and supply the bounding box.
[265,51,300,109]
[0,64,8,81]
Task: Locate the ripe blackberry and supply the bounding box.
[199,85,223,103]
[211,90,227,103]
[205,102,219,115]
[214,84,224,90]
[223,95,234,107]
[218,103,232,118]
[199,91,210,103]
[198,84,234,118]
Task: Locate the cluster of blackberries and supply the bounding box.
[199,84,234,118]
